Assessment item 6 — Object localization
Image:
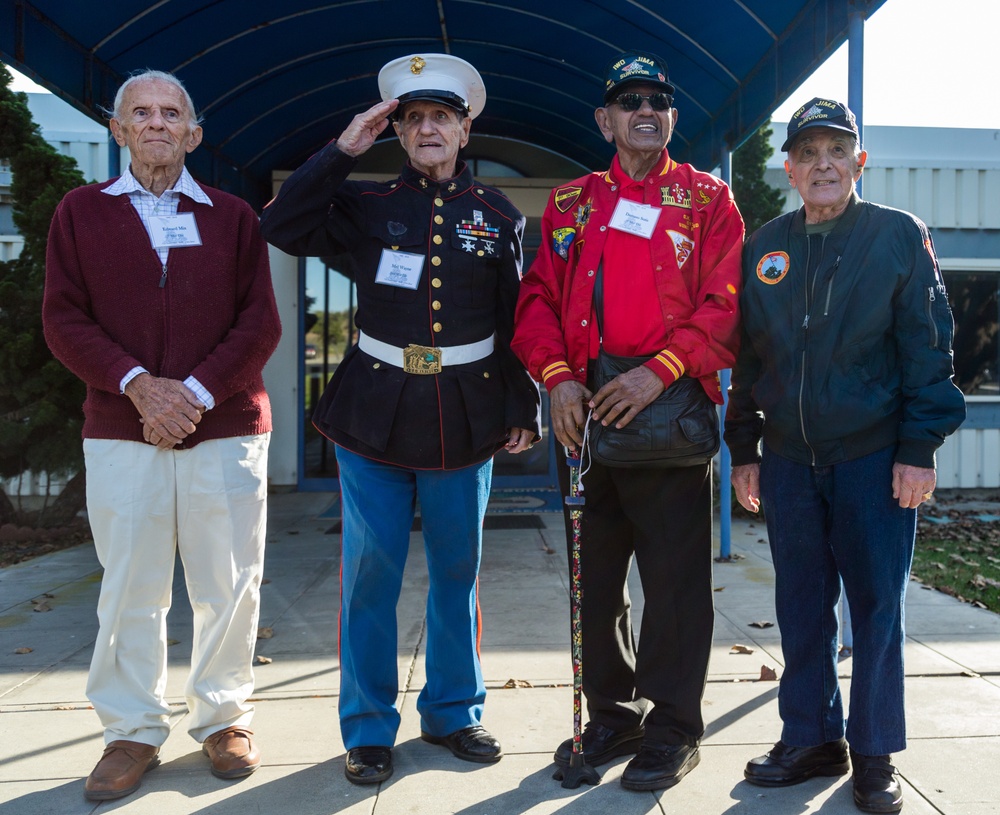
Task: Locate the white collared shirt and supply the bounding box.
[103,166,215,408]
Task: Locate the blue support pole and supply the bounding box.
[841,3,867,651]
[718,147,733,560]
[848,5,865,198]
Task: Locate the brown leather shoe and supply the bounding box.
[84,740,160,801]
[202,726,261,779]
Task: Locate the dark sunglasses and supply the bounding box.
[611,92,672,112]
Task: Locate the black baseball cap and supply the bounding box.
[781,97,859,151]
[603,51,675,104]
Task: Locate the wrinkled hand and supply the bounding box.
[504,427,536,454]
[125,373,204,447]
[590,365,665,429]
[336,99,399,157]
[731,463,761,513]
[549,380,593,452]
[892,462,936,509]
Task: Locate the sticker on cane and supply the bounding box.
[756,251,790,285]
[375,248,424,289]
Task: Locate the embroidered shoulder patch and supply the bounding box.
[554,185,583,213]
[666,230,695,269]
[756,252,790,285]
[693,178,722,206]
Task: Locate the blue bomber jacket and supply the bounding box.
[724,195,965,469]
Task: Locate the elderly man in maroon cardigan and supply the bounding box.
[42,69,281,802]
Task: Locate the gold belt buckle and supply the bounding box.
[403,344,442,375]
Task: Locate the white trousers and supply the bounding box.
[83,434,269,746]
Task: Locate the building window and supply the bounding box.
[944,270,999,397]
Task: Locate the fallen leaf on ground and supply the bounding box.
[255,655,273,665]
[748,620,774,629]
[167,639,180,646]
[14,647,32,654]
[758,665,778,681]
[257,627,274,639]
[730,644,755,655]
[714,586,725,592]
[261,578,271,585]
[32,602,51,612]
[502,678,533,689]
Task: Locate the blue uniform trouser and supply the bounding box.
[759,443,916,756]
[335,445,492,749]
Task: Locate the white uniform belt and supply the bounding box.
[358,331,494,373]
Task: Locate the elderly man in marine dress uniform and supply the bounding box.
[260,53,539,786]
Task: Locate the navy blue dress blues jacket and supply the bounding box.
[260,144,540,470]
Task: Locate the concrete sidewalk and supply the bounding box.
[0,490,998,814]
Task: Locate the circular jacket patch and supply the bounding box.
[756,251,790,284]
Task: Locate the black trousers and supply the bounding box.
[559,455,714,746]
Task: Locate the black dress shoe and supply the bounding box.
[421,726,502,763]
[553,722,644,767]
[344,746,393,785]
[851,750,903,813]
[620,741,700,791]
[744,738,849,786]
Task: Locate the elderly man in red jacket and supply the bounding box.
[513,51,743,792]
[43,69,281,802]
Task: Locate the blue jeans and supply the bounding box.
[335,445,492,748]
[759,443,916,755]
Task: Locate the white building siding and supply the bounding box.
[937,427,1000,489]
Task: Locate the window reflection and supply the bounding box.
[945,271,999,397]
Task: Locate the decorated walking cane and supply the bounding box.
[553,454,600,788]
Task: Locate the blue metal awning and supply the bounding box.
[2,0,886,205]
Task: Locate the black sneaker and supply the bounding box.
[553,722,644,767]
[851,750,903,813]
[744,738,850,786]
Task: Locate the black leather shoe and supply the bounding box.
[851,750,903,813]
[744,739,849,786]
[553,722,644,767]
[344,746,393,785]
[620,741,700,791]
[421,726,502,763]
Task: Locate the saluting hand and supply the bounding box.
[336,99,399,157]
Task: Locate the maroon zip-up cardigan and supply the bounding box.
[43,178,281,448]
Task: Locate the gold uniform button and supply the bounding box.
[373,362,380,369]
[483,372,490,379]
[431,256,442,266]
[432,278,442,288]
[434,215,444,224]
[432,300,442,310]
[433,235,443,245]
[434,197,444,207]
[433,322,443,332]
[477,250,484,256]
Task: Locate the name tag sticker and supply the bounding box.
[375,249,425,290]
[149,213,202,248]
[609,198,661,239]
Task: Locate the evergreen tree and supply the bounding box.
[0,64,88,524]
[733,119,785,235]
